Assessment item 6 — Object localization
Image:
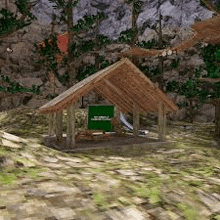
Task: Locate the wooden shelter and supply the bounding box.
[39,58,178,148]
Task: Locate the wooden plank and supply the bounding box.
[111,68,158,106]
[114,105,120,122]
[124,59,178,112]
[48,113,55,136]
[94,87,129,113]
[94,84,133,113]
[48,113,54,136]
[70,103,76,147]
[108,75,154,113]
[39,59,127,112]
[158,101,166,141]
[131,71,176,113]
[133,102,139,137]
[66,105,72,148]
[55,111,63,142]
[103,79,139,112]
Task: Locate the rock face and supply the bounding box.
[0,0,218,122]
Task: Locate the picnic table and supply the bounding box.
[75,129,110,141]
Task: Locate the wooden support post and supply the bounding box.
[48,112,55,136]
[85,108,88,129]
[133,103,139,137]
[114,105,120,122]
[66,103,76,148]
[158,101,166,141]
[55,111,63,142]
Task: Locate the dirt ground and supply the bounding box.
[43,132,161,152]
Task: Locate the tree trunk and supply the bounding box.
[157,5,164,92]
[215,99,220,139]
[66,0,76,87]
[189,99,194,123]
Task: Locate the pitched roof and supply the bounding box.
[39,58,178,114]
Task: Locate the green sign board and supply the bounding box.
[88,105,114,132]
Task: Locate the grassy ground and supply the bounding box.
[0,106,220,219]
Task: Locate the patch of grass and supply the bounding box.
[177,203,200,220]
[187,180,204,187]
[192,166,215,177]
[93,191,109,210]
[0,173,17,185]
[130,184,162,205]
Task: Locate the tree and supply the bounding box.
[49,0,78,87]
[34,11,113,100]
[0,0,37,39]
[0,0,42,109]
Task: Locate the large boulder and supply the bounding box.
[200,104,215,123]
[16,77,43,88]
[168,108,187,121]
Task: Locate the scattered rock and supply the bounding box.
[161,149,185,154]
[0,156,15,169]
[116,169,138,176]
[197,189,220,213]
[43,156,58,163]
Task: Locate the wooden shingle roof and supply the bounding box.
[39,58,178,114]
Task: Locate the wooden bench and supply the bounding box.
[75,129,110,141]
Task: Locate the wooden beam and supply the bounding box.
[133,102,139,137]
[158,101,166,141]
[48,113,55,136]
[39,59,127,113]
[55,111,63,142]
[111,72,157,113]
[94,84,133,113]
[66,103,76,148]
[103,79,135,110]
[123,61,178,112]
[114,105,120,122]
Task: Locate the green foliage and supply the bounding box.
[46,93,58,100]
[34,35,61,76]
[0,0,36,37]
[136,39,159,49]
[0,75,41,94]
[76,65,98,81]
[179,79,199,98]
[216,49,220,62]
[97,35,111,47]
[166,80,180,92]
[170,58,180,68]
[50,0,78,9]
[124,0,143,14]
[72,12,108,32]
[55,71,69,86]
[78,40,95,53]
[15,0,37,21]
[117,28,138,44]
[0,9,19,36]
[194,66,202,78]
[201,44,220,78]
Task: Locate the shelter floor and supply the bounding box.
[43,132,160,152]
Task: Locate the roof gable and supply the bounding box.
[39,58,178,114]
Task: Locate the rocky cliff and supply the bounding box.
[0,0,219,123]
